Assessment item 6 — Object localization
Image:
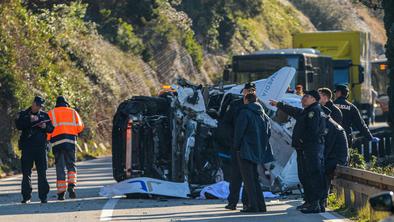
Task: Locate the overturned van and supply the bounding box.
[112,67,301,193]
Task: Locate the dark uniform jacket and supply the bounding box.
[333,97,373,140]
[215,98,244,150]
[223,98,244,129]
[324,100,343,125]
[277,102,326,149]
[15,108,54,150]
[234,102,274,164]
[322,107,348,174]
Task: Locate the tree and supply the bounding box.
[359,0,394,151]
[382,0,394,152]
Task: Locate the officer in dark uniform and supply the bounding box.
[333,84,379,146]
[318,88,343,124]
[15,96,54,204]
[320,106,348,212]
[270,90,326,214]
[223,83,256,210]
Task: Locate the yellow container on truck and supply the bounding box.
[293,31,372,108]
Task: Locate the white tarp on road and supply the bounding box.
[99,177,190,198]
[199,181,279,200]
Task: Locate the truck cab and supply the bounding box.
[293,31,372,122]
[223,48,333,91]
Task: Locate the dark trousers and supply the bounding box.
[227,151,247,206]
[53,146,77,193]
[238,154,266,210]
[296,150,309,202]
[302,144,325,204]
[321,170,335,205]
[21,148,49,201]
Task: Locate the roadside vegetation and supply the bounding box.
[327,149,394,221]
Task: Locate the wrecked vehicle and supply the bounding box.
[111,67,300,195]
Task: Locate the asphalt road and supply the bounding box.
[0,157,349,222]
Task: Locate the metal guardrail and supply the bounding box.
[352,126,393,162]
[332,165,394,211]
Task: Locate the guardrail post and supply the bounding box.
[354,192,368,210]
[378,137,385,157]
[344,188,352,208]
[371,140,378,157]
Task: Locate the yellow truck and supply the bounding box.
[293,31,372,117]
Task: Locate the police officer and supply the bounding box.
[320,106,348,212]
[223,83,255,210]
[318,88,343,124]
[15,96,54,204]
[333,84,379,146]
[270,90,326,214]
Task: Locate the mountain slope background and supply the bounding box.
[0,0,386,176]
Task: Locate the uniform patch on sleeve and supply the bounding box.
[308,111,314,118]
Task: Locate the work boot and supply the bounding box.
[224,204,236,210]
[68,186,76,199]
[301,202,321,214]
[296,202,310,210]
[57,192,65,201]
[21,199,31,204]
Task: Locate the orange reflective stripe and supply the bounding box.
[67,171,77,184]
[57,180,67,193]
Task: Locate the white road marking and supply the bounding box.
[100,197,120,221]
[320,212,347,221]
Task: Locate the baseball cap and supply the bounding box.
[240,82,256,93]
[33,96,45,107]
[304,90,320,101]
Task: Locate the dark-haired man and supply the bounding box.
[15,96,54,204]
[320,106,348,212]
[235,93,273,212]
[318,88,342,125]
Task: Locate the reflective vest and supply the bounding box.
[47,107,84,145]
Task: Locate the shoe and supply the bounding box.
[41,199,48,204]
[21,199,31,204]
[68,186,76,199]
[296,202,310,210]
[301,204,321,214]
[57,192,65,201]
[240,207,260,213]
[225,204,236,210]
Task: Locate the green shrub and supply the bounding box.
[115,19,144,54]
[183,31,203,68]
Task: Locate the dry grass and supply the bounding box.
[328,189,391,222]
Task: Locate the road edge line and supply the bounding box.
[100,197,120,221]
[320,211,348,221]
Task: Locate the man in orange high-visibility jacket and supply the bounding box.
[48,96,84,200]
